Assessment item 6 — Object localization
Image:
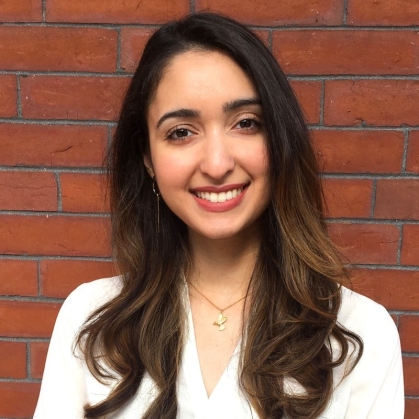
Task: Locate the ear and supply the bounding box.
[143,155,155,178]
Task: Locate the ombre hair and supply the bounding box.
[77,12,363,419]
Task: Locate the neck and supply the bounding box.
[187,227,261,298]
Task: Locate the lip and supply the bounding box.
[191,183,249,212]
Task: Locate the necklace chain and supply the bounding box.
[188,281,246,331]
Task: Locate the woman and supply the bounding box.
[34,12,404,419]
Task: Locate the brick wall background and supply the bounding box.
[0,0,418,417]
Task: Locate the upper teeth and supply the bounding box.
[195,187,244,203]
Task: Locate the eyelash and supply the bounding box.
[234,115,263,132]
[165,115,263,142]
[166,126,194,141]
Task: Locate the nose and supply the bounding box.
[199,129,235,180]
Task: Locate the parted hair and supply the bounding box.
[77,12,363,419]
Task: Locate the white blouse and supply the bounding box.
[34,276,404,418]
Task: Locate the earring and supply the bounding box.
[152,180,160,233]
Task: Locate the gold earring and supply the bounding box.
[152,180,160,233]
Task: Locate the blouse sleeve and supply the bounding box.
[33,286,89,419]
[33,278,121,419]
[343,303,404,418]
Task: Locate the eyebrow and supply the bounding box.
[222,97,261,112]
[155,97,261,129]
[156,109,200,129]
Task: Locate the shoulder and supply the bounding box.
[337,286,401,369]
[338,286,397,339]
[59,276,123,331]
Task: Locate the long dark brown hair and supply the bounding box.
[77,12,363,419]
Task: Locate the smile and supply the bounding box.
[192,186,247,203]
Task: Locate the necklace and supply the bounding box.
[188,282,246,331]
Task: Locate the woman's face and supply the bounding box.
[145,50,270,241]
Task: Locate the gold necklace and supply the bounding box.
[189,282,246,331]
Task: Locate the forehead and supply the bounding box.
[147,50,258,118]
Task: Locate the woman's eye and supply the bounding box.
[239,119,254,128]
[167,128,192,141]
[235,118,261,132]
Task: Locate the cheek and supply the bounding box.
[240,144,269,179]
[152,151,194,194]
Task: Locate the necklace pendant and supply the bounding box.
[213,312,227,331]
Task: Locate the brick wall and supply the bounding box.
[0,0,418,417]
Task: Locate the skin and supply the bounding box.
[145,50,270,396]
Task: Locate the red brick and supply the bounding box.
[0,27,117,73]
[0,124,107,167]
[290,81,321,124]
[0,215,111,257]
[348,0,419,26]
[407,131,419,174]
[0,341,26,379]
[324,80,419,127]
[312,130,404,174]
[60,173,109,213]
[323,178,372,218]
[0,382,40,418]
[120,28,154,72]
[0,172,57,211]
[30,341,49,379]
[196,0,343,25]
[401,225,419,266]
[0,260,38,296]
[0,0,42,22]
[404,357,419,396]
[351,268,419,311]
[0,75,17,118]
[41,259,116,298]
[406,399,419,419]
[399,316,419,352]
[375,180,419,220]
[21,76,129,121]
[328,223,399,264]
[274,30,419,75]
[47,0,189,23]
[0,301,60,337]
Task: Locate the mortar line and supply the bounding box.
[3,22,419,30]
[0,255,113,261]
[401,352,419,358]
[190,0,196,13]
[42,0,46,22]
[16,75,22,118]
[322,173,419,180]
[397,223,403,265]
[0,377,43,383]
[319,80,325,125]
[343,0,348,25]
[0,209,109,217]
[0,118,117,126]
[402,129,410,173]
[326,217,419,224]
[0,337,51,342]
[26,341,32,379]
[0,295,65,303]
[267,30,273,50]
[351,263,419,270]
[5,69,419,81]
[107,125,113,150]
[37,259,42,296]
[370,178,377,218]
[55,172,63,212]
[116,27,122,72]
